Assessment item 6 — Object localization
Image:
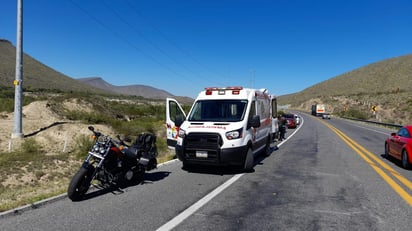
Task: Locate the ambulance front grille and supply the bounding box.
[183,133,223,161]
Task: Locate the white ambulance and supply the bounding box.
[166,86,277,172]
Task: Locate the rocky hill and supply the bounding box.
[2,38,410,124]
[77,77,173,99]
[0,39,103,93]
[0,39,177,99]
[278,54,412,125]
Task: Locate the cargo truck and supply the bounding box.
[311,104,326,116]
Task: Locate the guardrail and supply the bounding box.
[295,110,403,129]
[342,117,403,129]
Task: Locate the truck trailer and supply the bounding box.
[311,104,326,116]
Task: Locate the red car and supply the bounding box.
[385,125,412,169]
[284,114,297,129]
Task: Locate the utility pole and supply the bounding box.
[12,0,23,139]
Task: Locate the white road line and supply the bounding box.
[350,123,393,135]
[156,116,304,230]
[155,173,244,231]
[337,116,396,135]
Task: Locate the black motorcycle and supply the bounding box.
[67,126,158,201]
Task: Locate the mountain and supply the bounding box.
[0,39,103,93]
[77,77,173,99]
[278,54,412,125]
[0,39,180,100]
[5,36,410,125]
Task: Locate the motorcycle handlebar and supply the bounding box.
[88,126,130,148]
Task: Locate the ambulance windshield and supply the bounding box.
[188,100,248,122]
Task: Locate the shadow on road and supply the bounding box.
[182,164,246,175]
[143,171,171,183]
[74,171,171,201]
[181,145,281,175]
[380,153,408,170]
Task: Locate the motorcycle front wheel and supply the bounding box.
[67,166,95,201]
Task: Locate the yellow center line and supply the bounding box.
[320,120,412,206]
[327,123,412,190]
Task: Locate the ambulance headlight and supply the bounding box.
[178,128,186,138]
[226,128,242,140]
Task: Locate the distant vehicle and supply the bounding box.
[322,113,331,119]
[311,104,326,116]
[284,114,297,128]
[294,114,301,125]
[385,125,412,169]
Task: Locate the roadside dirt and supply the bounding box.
[0,100,115,193]
[0,100,175,211]
[0,100,113,154]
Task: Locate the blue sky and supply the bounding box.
[1,0,411,98]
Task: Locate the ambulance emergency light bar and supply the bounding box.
[204,86,243,95]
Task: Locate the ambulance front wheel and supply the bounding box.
[182,161,192,170]
[243,148,254,172]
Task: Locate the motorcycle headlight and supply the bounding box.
[93,144,99,152]
[226,128,243,140]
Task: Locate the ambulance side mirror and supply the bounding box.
[248,115,261,129]
[175,114,185,127]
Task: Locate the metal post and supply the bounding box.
[12,0,23,139]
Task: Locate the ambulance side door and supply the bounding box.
[166,98,186,149]
[256,98,271,141]
[271,96,279,136]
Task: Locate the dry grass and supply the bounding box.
[0,139,175,212]
[0,97,175,212]
[0,142,81,211]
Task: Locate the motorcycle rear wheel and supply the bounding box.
[67,166,94,201]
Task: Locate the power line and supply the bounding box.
[101,0,201,83]
[68,0,196,84]
[123,0,225,81]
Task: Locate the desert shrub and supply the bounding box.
[74,134,94,160]
[0,87,37,112]
[0,98,14,112]
[34,170,46,179]
[338,109,368,120]
[21,138,42,154]
[63,111,113,124]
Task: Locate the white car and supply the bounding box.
[322,113,331,119]
[294,114,301,125]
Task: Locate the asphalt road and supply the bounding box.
[1,112,411,230]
